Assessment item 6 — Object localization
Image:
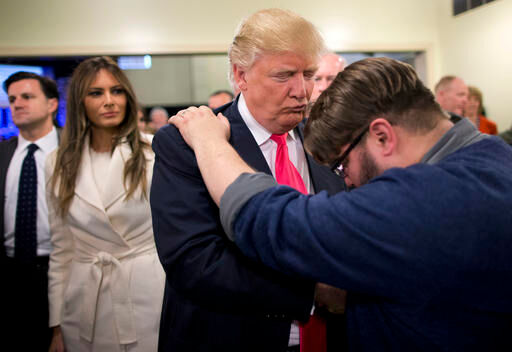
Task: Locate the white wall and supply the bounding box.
[123,54,232,105]
[437,0,512,131]
[0,0,441,85]
[124,56,193,105]
[2,0,510,129]
[190,55,232,103]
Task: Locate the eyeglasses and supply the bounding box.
[330,126,369,179]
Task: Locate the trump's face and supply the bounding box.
[234,52,318,134]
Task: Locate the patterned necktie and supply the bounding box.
[14,143,39,261]
[270,133,326,352]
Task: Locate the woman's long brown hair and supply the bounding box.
[51,56,150,217]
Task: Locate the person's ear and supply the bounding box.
[233,64,248,91]
[368,118,396,157]
[47,98,58,116]
[437,90,446,104]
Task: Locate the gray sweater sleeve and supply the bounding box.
[219,172,278,241]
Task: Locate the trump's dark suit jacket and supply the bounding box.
[150,97,345,352]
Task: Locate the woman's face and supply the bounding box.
[84,69,127,132]
[465,95,480,117]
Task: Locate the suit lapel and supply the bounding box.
[220,99,344,194]
[224,98,272,175]
[294,123,319,192]
[296,122,346,195]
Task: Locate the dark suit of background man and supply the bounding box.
[150,8,347,352]
[1,72,59,351]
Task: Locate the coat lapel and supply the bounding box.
[73,136,132,246]
[101,140,130,209]
[74,137,106,212]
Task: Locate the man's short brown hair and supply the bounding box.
[305,57,446,165]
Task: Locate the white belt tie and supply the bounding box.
[80,251,136,344]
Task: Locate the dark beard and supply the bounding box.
[358,148,380,186]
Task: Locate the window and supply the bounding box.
[453,0,497,16]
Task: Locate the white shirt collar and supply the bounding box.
[17,127,58,154]
[237,93,298,146]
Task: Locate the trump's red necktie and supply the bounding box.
[270,133,327,352]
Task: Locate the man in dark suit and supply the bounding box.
[150,8,346,352]
[1,71,59,351]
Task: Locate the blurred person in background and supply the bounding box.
[149,106,168,131]
[310,53,346,105]
[137,105,155,134]
[464,86,497,135]
[434,75,468,123]
[208,90,234,110]
[498,124,512,145]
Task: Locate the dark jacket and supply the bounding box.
[150,98,345,352]
[0,136,18,258]
[232,136,512,351]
